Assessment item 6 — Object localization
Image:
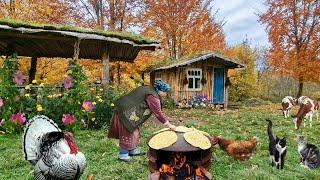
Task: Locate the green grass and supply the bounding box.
[0,18,158,44]
[1,103,320,179]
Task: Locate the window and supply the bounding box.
[155,72,162,81]
[186,68,202,91]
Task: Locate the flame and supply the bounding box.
[159,164,174,174]
[195,167,203,177]
[158,152,205,178]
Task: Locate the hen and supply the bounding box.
[23,115,86,180]
[216,136,259,161]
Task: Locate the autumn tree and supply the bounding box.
[259,0,320,97]
[228,42,260,101]
[75,0,145,86]
[141,0,225,60]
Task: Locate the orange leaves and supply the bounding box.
[259,0,320,83]
[141,0,226,59]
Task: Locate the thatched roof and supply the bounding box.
[151,52,245,71]
[0,19,160,61]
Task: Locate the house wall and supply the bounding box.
[151,58,228,105]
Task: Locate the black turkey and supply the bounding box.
[23,115,86,180]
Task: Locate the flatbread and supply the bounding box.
[184,131,211,150]
[174,126,192,133]
[191,128,211,137]
[153,126,192,135]
[153,128,170,135]
[148,131,177,150]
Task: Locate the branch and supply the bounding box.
[79,0,97,22]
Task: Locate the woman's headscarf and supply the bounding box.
[154,80,171,94]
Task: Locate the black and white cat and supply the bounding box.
[296,136,320,169]
[266,120,287,169]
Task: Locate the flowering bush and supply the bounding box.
[0,55,124,134]
[188,95,211,108]
[0,54,26,133]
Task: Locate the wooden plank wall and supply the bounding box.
[153,59,223,103]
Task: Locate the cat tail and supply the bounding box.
[266,119,275,141]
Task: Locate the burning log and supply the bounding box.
[156,152,212,180]
[147,128,213,180]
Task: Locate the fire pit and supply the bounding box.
[147,128,213,180]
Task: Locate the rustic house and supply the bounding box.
[150,52,244,108]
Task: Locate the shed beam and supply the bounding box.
[101,45,110,89]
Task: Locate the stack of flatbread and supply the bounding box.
[148,126,211,150]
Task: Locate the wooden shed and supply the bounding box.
[0,19,160,88]
[150,52,244,108]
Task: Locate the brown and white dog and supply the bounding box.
[293,98,319,130]
[281,96,296,118]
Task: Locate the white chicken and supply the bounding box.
[23,115,86,180]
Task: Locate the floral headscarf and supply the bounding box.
[154,80,171,94]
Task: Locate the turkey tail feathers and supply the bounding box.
[23,115,61,163]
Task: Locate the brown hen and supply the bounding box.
[216,136,259,161]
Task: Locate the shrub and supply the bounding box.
[0,55,125,134]
[188,95,210,108]
[0,54,26,133]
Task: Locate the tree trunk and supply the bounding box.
[296,76,304,98]
[9,0,15,18]
[29,57,37,84]
[109,0,116,31]
[99,0,104,29]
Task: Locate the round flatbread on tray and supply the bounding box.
[174,126,192,133]
[153,128,170,135]
[148,131,178,150]
[190,128,210,137]
[184,131,211,150]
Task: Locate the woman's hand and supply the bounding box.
[167,122,176,130]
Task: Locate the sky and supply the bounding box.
[213,0,270,47]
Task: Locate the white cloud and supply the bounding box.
[213,0,269,47]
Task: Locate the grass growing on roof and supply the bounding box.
[1,103,320,179]
[0,18,158,45]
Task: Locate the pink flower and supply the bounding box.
[10,112,26,125]
[62,76,73,89]
[82,101,94,112]
[62,114,76,125]
[13,71,26,85]
[0,98,4,107]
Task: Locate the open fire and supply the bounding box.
[152,152,210,180]
[147,128,213,180]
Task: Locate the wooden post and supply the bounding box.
[68,38,81,70]
[73,38,81,61]
[28,56,37,84]
[101,49,110,90]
